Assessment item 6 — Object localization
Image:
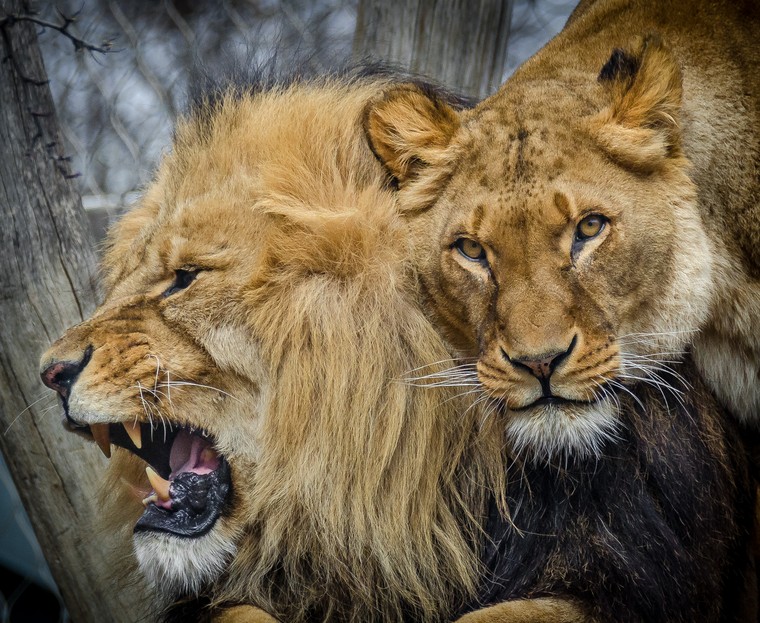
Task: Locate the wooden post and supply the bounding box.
[352,0,514,99]
[0,1,151,620]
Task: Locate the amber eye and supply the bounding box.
[575,214,608,241]
[454,238,487,262]
[163,268,199,297]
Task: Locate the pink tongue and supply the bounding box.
[169,429,220,479]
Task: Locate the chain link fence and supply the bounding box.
[1,1,576,620]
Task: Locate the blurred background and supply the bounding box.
[1,1,575,620]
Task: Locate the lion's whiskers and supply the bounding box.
[402,357,478,376]
[157,381,240,402]
[4,393,58,436]
[617,329,698,344]
[135,381,160,438]
[591,378,621,415]
[401,362,481,389]
[616,346,692,413]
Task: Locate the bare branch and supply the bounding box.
[0,8,115,54]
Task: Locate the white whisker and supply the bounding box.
[402,357,478,376]
[4,394,57,436]
[158,381,239,402]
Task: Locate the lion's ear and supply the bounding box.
[593,35,683,172]
[364,84,460,188]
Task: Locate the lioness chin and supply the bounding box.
[365,0,759,461]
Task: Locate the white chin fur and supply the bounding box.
[505,399,619,462]
[133,527,237,595]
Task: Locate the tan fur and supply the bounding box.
[365,0,760,458]
[40,79,514,622]
[456,598,588,623]
[212,605,278,623]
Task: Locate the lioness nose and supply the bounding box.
[503,336,577,380]
[40,346,92,399]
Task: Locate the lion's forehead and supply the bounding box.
[448,107,614,244]
[446,154,574,244]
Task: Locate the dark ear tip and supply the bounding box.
[598,48,640,83]
[598,33,669,84]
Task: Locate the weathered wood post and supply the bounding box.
[0,1,150,619]
[353,0,514,99]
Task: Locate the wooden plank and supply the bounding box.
[353,0,514,98]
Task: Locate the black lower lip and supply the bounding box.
[135,458,231,538]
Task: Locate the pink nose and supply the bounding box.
[40,347,92,399]
[502,335,577,381]
[40,361,80,398]
[515,353,562,379]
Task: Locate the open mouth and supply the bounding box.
[63,412,231,538]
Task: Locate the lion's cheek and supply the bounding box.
[578,233,673,333]
[417,257,488,354]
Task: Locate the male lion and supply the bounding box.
[38,62,759,621]
[364,0,760,458]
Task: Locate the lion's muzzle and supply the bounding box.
[40,344,232,539]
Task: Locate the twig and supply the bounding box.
[0,8,115,54]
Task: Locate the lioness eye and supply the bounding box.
[163,269,199,297]
[454,238,487,262]
[576,214,607,240]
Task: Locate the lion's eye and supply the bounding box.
[163,269,199,297]
[454,238,487,262]
[575,214,608,241]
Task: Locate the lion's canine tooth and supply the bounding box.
[145,466,171,502]
[124,421,142,449]
[90,423,111,458]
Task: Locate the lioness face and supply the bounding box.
[417,109,711,459]
[366,41,714,460]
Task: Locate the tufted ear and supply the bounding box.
[364,84,460,188]
[593,35,684,172]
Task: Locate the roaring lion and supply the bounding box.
[364,0,760,455]
[38,64,755,621]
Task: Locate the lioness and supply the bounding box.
[38,65,754,621]
[365,0,759,456]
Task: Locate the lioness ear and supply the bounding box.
[364,84,459,188]
[594,35,683,171]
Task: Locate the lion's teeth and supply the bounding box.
[142,494,157,508]
[145,466,171,502]
[124,421,142,449]
[90,423,111,458]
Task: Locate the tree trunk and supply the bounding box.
[0,1,151,620]
[352,0,514,99]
